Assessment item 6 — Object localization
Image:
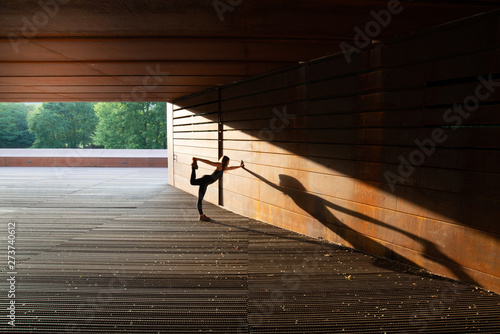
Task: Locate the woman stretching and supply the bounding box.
[190,156,244,221]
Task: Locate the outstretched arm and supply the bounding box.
[195,158,220,167]
[225,160,244,171]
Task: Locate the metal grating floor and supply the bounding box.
[0,168,499,333]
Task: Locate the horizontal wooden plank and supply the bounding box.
[401,105,500,127]
[0,85,209,94]
[173,115,218,126]
[305,47,378,82]
[221,102,306,123]
[304,95,386,114]
[0,92,185,102]
[380,161,500,201]
[173,102,219,118]
[421,47,500,84]
[216,86,425,112]
[222,104,500,131]
[425,80,500,106]
[173,139,219,149]
[222,118,303,132]
[223,140,500,175]
[0,61,292,77]
[174,122,218,132]
[173,131,218,140]
[174,145,219,160]
[308,86,426,109]
[379,14,500,66]
[173,90,219,109]
[173,116,218,127]
[394,183,500,236]
[0,75,244,87]
[221,86,307,112]
[0,39,339,62]
[307,47,500,89]
[307,74,377,99]
[222,126,500,149]
[221,67,307,100]
[308,79,500,110]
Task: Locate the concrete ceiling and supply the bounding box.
[0,0,498,102]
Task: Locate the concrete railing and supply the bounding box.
[0,149,168,167]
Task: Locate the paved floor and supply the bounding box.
[0,168,499,333]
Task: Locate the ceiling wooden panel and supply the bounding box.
[0,0,498,102]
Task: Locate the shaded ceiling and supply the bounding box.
[0,0,498,102]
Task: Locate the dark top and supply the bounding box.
[210,169,224,182]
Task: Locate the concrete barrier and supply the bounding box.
[0,149,168,167]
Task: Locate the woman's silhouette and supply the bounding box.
[190,156,244,221]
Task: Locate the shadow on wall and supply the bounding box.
[243,166,478,287]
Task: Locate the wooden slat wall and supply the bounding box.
[170,90,220,205]
[170,12,500,293]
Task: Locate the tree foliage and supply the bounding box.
[93,102,166,149]
[28,103,98,148]
[2,102,166,149]
[0,103,35,148]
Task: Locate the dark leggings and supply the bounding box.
[190,168,215,215]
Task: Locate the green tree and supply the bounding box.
[93,102,166,149]
[28,103,98,148]
[27,107,67,148]
[141,102,167,149]
[0,103,35,148]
